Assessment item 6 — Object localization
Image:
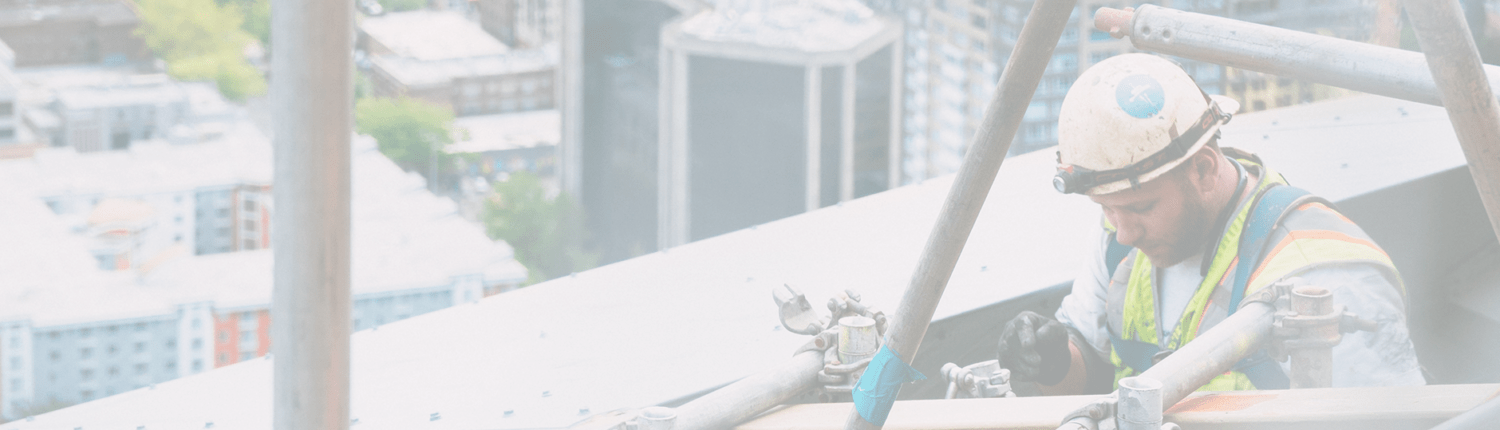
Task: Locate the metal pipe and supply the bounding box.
[270,0,353,428]
[1137,302,1275,410]
[1093,4,1500,107]
[1116,377,1162,430]
[671,350,824,430]
[1288,287,1336,389]
[843,0,1077,428]
[1402,0,1500,248]
[1430,394,1500,430]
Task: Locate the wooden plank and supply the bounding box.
[735,384,1500,430]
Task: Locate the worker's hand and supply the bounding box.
[996,311,1072,386]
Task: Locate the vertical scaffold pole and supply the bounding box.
[270,0,354,427]
[1403,0,1500,244]
[843,0,1076,429]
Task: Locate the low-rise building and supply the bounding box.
[0,0,150,68]
[447,109,559,182]
[0,121,272,261]
[0,132,527,419]
[360,10,558,116]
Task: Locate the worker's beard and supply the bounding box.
[1154,181,1216,267]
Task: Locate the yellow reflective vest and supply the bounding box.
[1102,153,1403,391]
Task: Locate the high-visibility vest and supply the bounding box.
[1102,152,1404,391]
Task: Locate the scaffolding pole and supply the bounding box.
[843,0,1077,429]
[270,0,354,428]
[1402,0,1500,245]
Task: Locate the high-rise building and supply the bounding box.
[655,0,902,246]
[560,0,684,262]
[561,0,901,259]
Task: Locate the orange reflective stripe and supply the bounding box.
[1250,229,1386,283]
[1297,202,1355,224]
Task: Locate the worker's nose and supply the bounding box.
[1112,218,1142,247]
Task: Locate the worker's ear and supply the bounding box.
[1185,146,1219,194]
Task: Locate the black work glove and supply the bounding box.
[997,311,1072,386]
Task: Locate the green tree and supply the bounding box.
[135,0,267,100]
[380,0,428,12]
[355,97,464,188]
[483,172,598,284]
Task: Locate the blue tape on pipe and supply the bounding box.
[852,344,926,426]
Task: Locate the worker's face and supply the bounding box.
[1090,162,1214,267]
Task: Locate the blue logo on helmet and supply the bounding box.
[1115,74,1165,119]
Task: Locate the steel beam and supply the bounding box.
[842,0,1077,428]
[1402,0,1500,250]
[270,0,353,428]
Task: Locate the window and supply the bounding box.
[240,352,253,361]
[134,342,145,353]
[192,338,202,351]
[81,390,94,401]
[192,359,202,372]
[218,331,229,343]
[244,200,256,212]
[1276,95,1291,107]
[81,328,91,338]
[971,14,986,29]
[240,330,253,344]
[9,379,19,391]
[192,318,201,329]
[107,345,117,355]
[50,351,60,361]
[521,79,538,94]
[217,208,230,217]
[242,311,256,322]
[244,220,257,231]
[218,352,228,364]
[80,348,92,359]
[135,363,147,375]
[166,361,176,370]
[244,239,257,250]
[81,369,93,380]
[166,339,176,349]
[1253,100,1266,110]
[9,357,18,369]
[108,366,119,377]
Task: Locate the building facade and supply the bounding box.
[892,0,1370,182]
[0,0,150,68]
[50,77,191,152]
[0,134,527,419]
[477,0,562,48]
[361,10,559,117]
[657,1,903,247]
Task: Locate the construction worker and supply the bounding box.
[996,54,1425,394]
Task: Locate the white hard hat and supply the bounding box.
[1052,53,1239,195]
